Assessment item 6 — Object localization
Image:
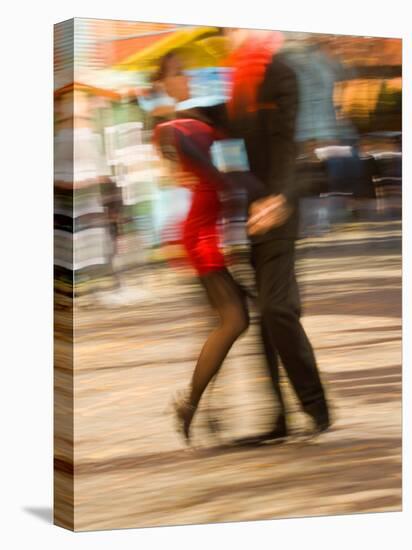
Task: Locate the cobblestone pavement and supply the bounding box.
[61,222,401,531]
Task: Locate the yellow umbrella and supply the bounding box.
[172,36,230,69]
[114,26,221,71]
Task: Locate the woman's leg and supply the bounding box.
[187,268,249,410]
[174,268,249,441]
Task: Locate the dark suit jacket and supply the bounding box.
[197,53,300,242]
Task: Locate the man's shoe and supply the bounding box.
[304,400,331,435]
[231,418,288,447]
[314,416,331,433]
[303,413,332,439]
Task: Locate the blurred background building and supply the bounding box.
[54,19,402,302]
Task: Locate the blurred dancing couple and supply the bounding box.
[152,28,331,447]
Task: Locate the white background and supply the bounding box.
[0,0,410,548]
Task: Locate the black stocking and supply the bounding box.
[188,269,249,409]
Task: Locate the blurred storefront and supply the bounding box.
[54,21,402,298]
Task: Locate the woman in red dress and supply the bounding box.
[153,53,250,444]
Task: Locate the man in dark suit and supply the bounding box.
[208,29,331,443]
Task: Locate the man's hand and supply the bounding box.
[247,194,292,236]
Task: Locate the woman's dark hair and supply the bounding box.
[152,49,184,82]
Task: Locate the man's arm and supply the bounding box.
[263,56,300,205]
[246,57,300,235]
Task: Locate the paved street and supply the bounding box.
[58,221,401,531]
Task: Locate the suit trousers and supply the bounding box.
[251,238,329,423]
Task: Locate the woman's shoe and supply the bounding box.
[171,389,197,444]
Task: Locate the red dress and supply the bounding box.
[154,118,226,276]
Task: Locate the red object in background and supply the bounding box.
[226,32,283,117]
